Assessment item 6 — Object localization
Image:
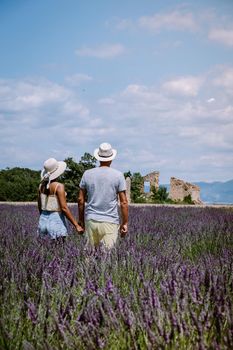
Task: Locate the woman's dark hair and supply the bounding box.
[40,179,50,195]
[39,178,58,195]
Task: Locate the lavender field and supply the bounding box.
[0,204,233,349]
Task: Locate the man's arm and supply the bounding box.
[118,191,128,237]
[78,188,86,229]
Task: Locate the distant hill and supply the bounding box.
[195,180,233,204]
[162,179,233,204]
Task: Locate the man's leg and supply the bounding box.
[85,220,102,247]
[98,222,119,249]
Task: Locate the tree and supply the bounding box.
[183,194,194,204]
[151,186,169,203]
[0,152,96,202]
[0,167,40,201]
[61,153,96,202]
[80,152,97,170]
[131,172,144,203]
[124,171,132,179]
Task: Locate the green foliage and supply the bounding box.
[80,152,97,169]
[183,194,194,204]
[124,170,132,178]
[151,186,169,203]
[130,172,144,203]
[60,158,83,203]
[61,153,96,202]
[125,174,171,204]
[0,167,40,201]
[0,158,196,205]
[0,153,96,203]
[182,228,233,262]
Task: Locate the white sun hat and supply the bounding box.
[41,158,67,188]
[94,142,117,162]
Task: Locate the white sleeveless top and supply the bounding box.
[40,183,61,212]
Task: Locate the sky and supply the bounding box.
[0,0,233,184]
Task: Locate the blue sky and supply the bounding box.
[1,0,233,183]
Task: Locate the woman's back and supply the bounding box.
[38,157,84,239]
[40,182,61,212]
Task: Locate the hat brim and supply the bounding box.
[94,148,117,162]
[41,161,67,180]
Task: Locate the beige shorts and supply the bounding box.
[85,220,119,249]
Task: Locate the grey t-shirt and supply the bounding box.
[79,167,126,224]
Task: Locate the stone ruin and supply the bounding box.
[125,172,202,204]
[125,171,160,203]
[143,171,160,192]
[169,177,202,204]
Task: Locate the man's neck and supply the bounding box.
[100,161,112,167]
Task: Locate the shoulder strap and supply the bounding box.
[54,183,60,195]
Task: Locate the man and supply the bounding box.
[78,142,128,248]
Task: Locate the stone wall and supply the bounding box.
[124,171,159,202]
[169,177,202,204]
[143,171,160,194]
[125,173,202,204]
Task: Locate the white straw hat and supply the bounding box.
[94,142,117,162]
[41,158,67,183]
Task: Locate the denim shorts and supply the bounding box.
[38,211,68,239]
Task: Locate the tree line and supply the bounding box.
[0,153,193,203]
[0,153,96,202]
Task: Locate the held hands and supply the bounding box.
[75,223,85,235]
[120,223,128,237]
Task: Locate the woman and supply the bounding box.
[38,158,83,240]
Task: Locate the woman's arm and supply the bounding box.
[56,183,84,234]
[77,188,86,229]
[37,188,42,214]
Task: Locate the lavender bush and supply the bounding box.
[0,204,232,349]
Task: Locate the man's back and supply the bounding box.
[80,166,126,224]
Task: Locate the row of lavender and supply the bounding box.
[0,204,232,349]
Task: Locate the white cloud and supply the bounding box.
[88,67,233,181]
[207,97,215,103]
[75,44,125,58]
[200,154,233,168]
[178,126,202,137]
[0,78,90,119]
[138,10,198,32]
[162,76,203,97]
[122,84,171,108]
[0,78,70,112]
[0,77,94,168]
[208,28,233,47]
[1,65,233,182]
[213,67,233,94]
[176,123,233,152]
[65,73,93,86]
[62,101,89,117]
[199,131,233,150]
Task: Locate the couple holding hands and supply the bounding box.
[38,142,128,248]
